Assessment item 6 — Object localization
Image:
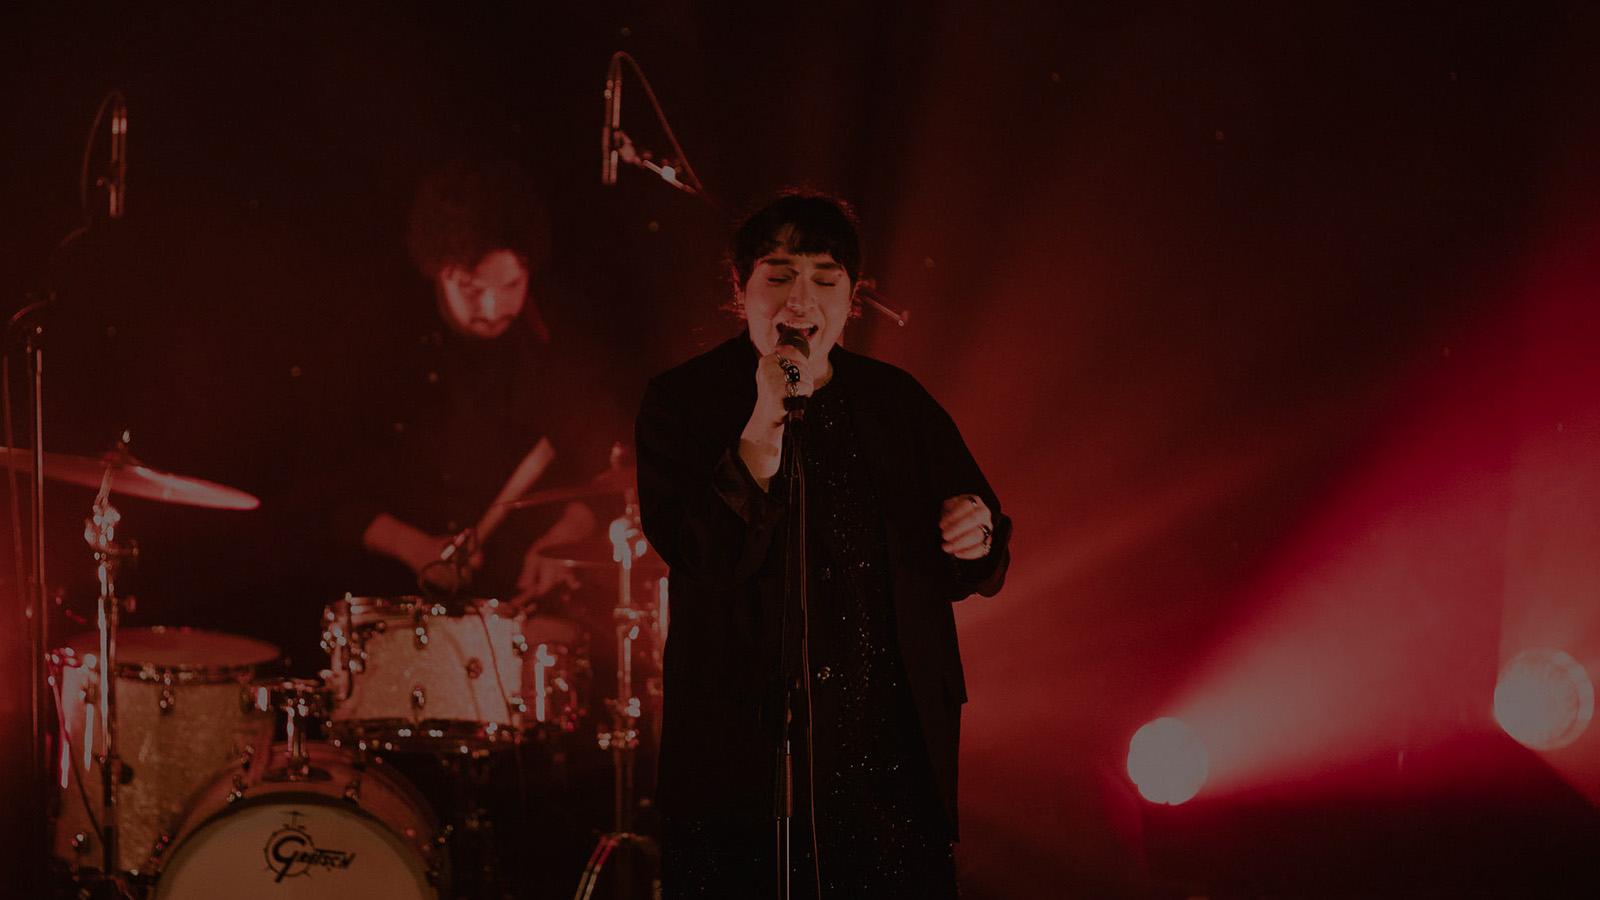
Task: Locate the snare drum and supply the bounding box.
[151,741,445,899]
[322,596,588,752]
[50,626,279,873]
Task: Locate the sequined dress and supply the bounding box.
[789,378,958,897]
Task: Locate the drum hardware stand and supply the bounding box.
[262,678,331,783]
[437,752,515,900]
[82,444,139,898]
[573,500,660,900]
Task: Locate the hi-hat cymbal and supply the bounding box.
[502,465,637,510]
[0,447,260,510]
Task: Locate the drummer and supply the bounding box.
[307,158,616,610]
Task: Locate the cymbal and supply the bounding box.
[541,538,666,575]
[503,465,637,509]
[0,447,260,510]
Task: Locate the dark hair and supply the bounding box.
[728,191,862,289]
[406,158,552,279]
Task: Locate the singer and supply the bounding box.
[636,192,1012,898]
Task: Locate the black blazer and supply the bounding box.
[635,335,1011,838]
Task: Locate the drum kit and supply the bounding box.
[19,439,667,900]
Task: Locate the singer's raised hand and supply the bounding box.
[940,494,995,560]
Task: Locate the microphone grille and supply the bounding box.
[777,328,811,358]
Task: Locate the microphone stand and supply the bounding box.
[2,88,131,900]
[773,393,811,900]
[5,296,54,900]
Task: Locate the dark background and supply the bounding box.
[5,2,1600,897]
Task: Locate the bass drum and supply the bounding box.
[151,741,446,900]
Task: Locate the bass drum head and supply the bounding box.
[152,742,441,900]
[151,792,435,900]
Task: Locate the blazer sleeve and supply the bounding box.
[917,383,1012,601]
[635,377,787,590]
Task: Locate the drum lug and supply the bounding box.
[511,634,528,657]
[149,831,172,867]
[411,684,426,711]
[465,658,483,680]
[427,829,451,886]
[240,682,264,715]
[227,772,247,803]
[158,687,177,715]
[320,625,344,655]
[343,772,363,803]
[353,621,379,671]
[69,831,93,854]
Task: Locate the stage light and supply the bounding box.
[1128,717,1210,805]
[1494,648,1594,751]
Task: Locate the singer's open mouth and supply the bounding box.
[777,323,819,340]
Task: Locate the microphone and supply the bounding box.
[109,96,127,219]
[601,56,621,185]
[776,327,810,419]
[776,327,810,360]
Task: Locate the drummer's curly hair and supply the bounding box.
[406,158,552,279]
[727,191,863,314]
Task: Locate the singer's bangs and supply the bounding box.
[730,192,862,288]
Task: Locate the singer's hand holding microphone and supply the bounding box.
[741,327,814,485]
[764,327,817,412]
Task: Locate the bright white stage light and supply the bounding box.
[1128,717,1209,805]
[1494,648,1594,751]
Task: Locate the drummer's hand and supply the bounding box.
[939,494,995,560]
[364,513,482,587]
[512,547,579,607]
[414,534,482,591]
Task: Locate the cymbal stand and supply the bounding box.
[83,457,136,880]
[573,499,659,900]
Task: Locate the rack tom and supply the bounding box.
[321,596,587,752]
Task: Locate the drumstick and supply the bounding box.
[474,437,555,546]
